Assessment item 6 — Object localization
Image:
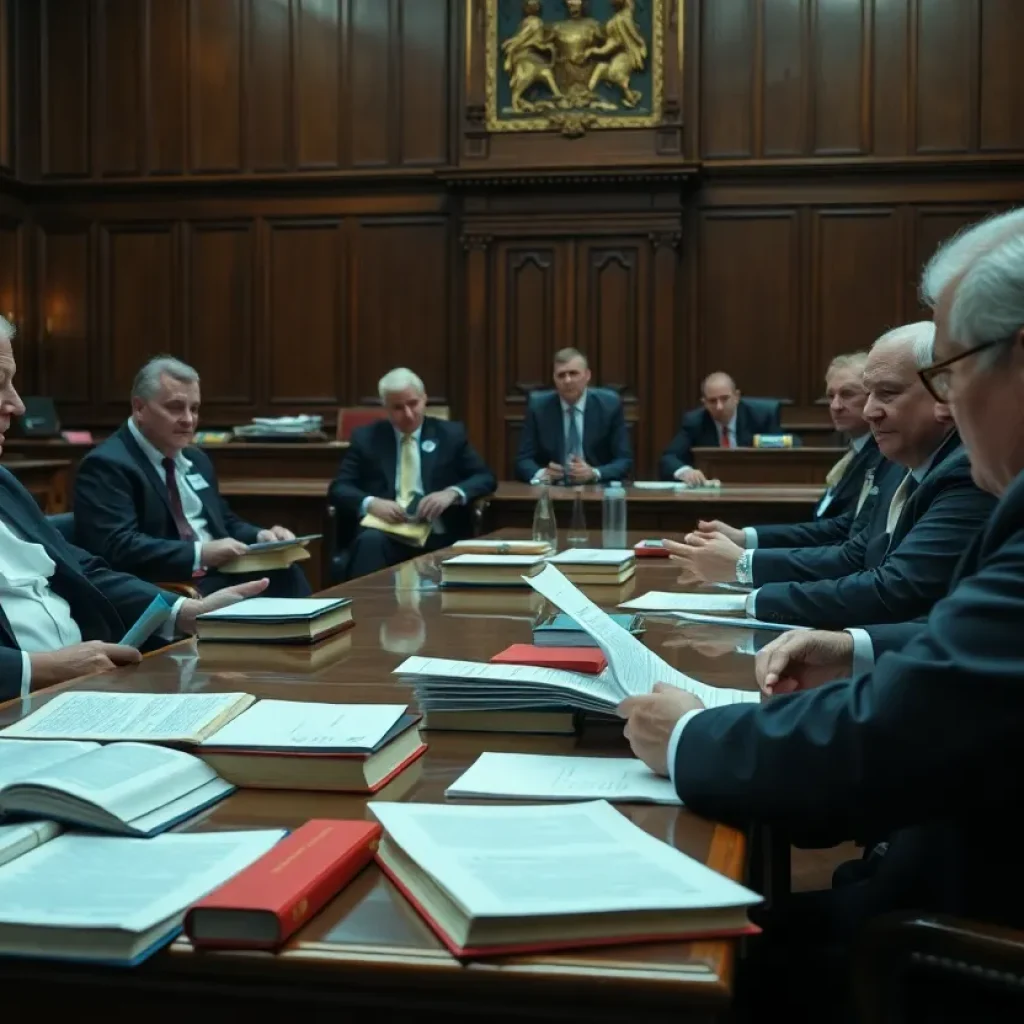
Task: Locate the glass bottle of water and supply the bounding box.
[602,481,628,549]
[568,486,588,546]
[532,485,558,547]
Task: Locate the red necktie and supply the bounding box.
[162,457,196,541]
[720,426,732,448]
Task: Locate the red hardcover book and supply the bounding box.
[183,819,381,950]
[490,643,607,674]
[634,540,670,558]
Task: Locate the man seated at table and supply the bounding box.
[657,372,780,483]
[73,356,311,599]
[0,322,267,700]
[700,351,887,549]
[665,321,996,628]
[618,206,1024,1021]
[514,348,632,485]
[329,368,496,580]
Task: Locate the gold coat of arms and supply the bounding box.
[486,0,665,137]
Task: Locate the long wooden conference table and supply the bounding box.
[0,530,761,1022]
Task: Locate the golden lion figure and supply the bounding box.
[584,0,647,108]
[501,0,563,112]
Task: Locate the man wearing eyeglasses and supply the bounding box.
[618,207,1024,1019]
[663,321,995,629]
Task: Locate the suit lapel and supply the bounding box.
[186,457,227,537]
[547,395,566,465]
[734,404,750,446]
[582,393,600,465]
[380,422,399,500]
[419,419,436,494]
[120,425,177,524]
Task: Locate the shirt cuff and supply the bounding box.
[161,597,188,640]
[450,487,467,505]
[20,652,31,698]
[360,496,374,516]
[744,589,759,616]
[530,471,546,485]
[593,469,601,482]
[666,708,705,790]
[193,541,203,571]
[845,627,875,677]
[743,527,758,549]
[673,466,692,480]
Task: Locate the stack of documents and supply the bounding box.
[195,597,353,644]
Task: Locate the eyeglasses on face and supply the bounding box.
[917,335,1018,402]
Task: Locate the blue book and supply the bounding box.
[532,612,644,647]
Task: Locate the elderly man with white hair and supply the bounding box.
[664,320,995,629]
[329,368,496,579]
[617,208,1024,1018]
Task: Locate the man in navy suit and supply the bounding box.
[74,357,311,598]
[514,348,633,484]
[618,208,1024,1019]
[329,368,497,580]
[0,324,266,701]
[658,372,781,483]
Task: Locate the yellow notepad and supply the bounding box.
[359,513,432,546]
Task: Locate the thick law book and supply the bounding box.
[0,829,285,965]
[195,596,354,644]
[0,739,233,837]
[370,800,760,958]
[197,700,426,792]
[545,548,637,585]
[490,643,607,674]
[183,819,381,950]
[532,610,644,647]
[450,539,554,556]
[439,553,546,588]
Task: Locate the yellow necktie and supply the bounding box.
[398,433,417,506]
[825,447,855,488]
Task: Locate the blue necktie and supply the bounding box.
[565,406,582,480]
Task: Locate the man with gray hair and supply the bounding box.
[664,321,995,628]
[74,356,311,597]
[329,367,496,579]
[618,208,1024,1018]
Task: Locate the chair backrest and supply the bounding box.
[48,512,77,544]
[335,405,451,441]
[743,396,783,428]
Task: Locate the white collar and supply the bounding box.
[850,432,870,453]
[560,390,587,415]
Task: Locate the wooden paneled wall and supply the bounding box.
[4,0,1024,478]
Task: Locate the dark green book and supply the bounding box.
[532,612,644,648]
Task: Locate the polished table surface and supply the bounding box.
[0,529,761,1021]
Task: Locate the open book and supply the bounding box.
[0,691,254,744]
[396,564,760,714]
[370,799,760,957]
[0,828,284,965]
[0,739,234,836]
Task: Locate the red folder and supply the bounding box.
[491,643,607,674]
[634,540,670,558]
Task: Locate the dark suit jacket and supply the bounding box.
[755,436,887,545]
[658,398,781,479]
[673,466,1024,932]
[752,434,997,627]
[329,417,496,538]
[74,423,261,583]
[0,467,176,699]
[750,457,903,585]
[514,388,633,484]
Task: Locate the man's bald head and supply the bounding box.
[701,372,740,427]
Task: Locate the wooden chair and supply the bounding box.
[854,912,1024,1021]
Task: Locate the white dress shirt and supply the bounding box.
[531,391,600,484]
[673,411,737,480]
[127,418,212,570]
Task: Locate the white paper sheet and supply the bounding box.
[619,591,749,613]
[673,611,809,632]
[446,752,682,805]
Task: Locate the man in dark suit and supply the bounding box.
[514,348,633,484]
[698,351,885,549]
[73,357,310,599]
[0,324,266,701]
[658,372,780,483]
[330,367,496,580]
[618,207,1024,1020]
[666,322,997,628]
